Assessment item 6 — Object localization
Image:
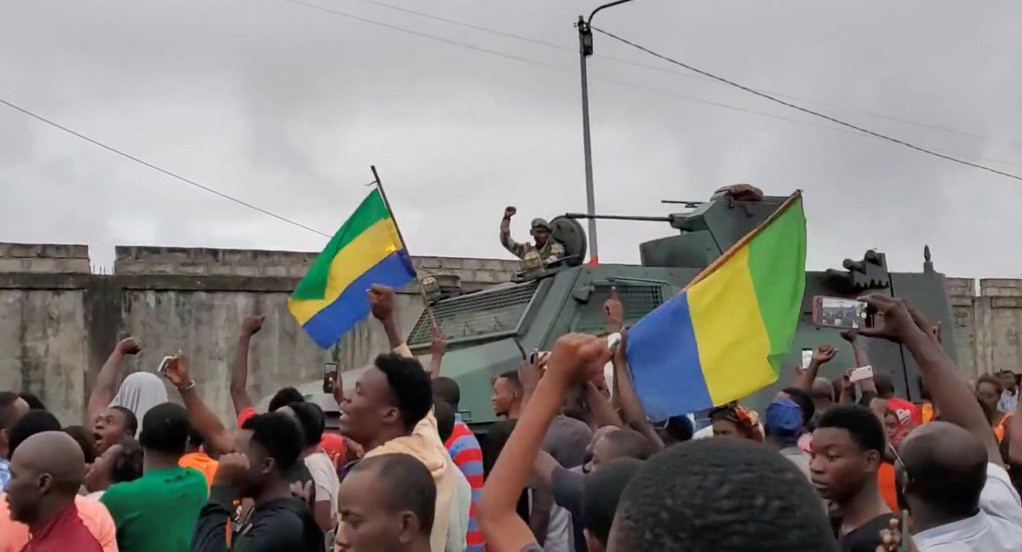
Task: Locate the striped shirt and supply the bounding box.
[445,419,484,552]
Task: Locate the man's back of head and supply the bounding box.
[598,429,656,463]
[873,373,896,399]
[898,421,987,521]
[8,410,61,457]
[607,438,835,552]
[238,412,305,496]
[337,453,436,552]
[433,377,461,412]
[138,402,190,460]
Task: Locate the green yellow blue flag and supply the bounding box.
[288,189,416,348]
[625,192,806,420]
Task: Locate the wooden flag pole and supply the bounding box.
[681,190,803,292]
[370,165,441,336]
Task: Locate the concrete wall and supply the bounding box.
[0,242,1018,426]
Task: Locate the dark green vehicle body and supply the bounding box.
[406,191,957,428]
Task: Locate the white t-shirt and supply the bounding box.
[304,451,341,545]
[446,469,471,552]
[914,463,1022,552]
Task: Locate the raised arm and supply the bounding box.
[428,330,447,380]
[860,295,1002,465]
[613,332,664,450]
[477,334,609,552]
[87,337,141,425]
[499,207,524,258]
[163,352,235,456]
[791,344,836,392]
[230,315,264,416]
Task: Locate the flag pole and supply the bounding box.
[370,165,440,335]
[681,190,803,292]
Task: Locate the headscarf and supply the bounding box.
[109,372,169,435]
[884,398,922,447]
[709,403,765,442]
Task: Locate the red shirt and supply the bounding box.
[22,503,103,552]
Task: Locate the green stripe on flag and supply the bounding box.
[292,189,392,300]
[746,196,807,374]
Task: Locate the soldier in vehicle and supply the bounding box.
[500,206,565,266]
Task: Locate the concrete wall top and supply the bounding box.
[980,279,1022,297]
[0,243,91,274]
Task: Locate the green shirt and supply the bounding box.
[101,466,208,552]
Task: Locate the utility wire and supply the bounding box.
[591,27,1022,182]
[286,0,1019,168]
[343,0,1022,151]
[0,97,334,238]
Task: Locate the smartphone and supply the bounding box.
[812,296,873,329]
[158,356,175,376]
[801,349,813,370]
[323,362,339,394]
[849,365,874,383]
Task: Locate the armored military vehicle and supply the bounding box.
[402,188,957,428]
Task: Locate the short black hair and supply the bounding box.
[243,412,304,472]
[873,373,895,399]
[18,392,46,411]
[0,392,21,431]
[8,410,61,457]
[816,405,886,456]
[138,402,190,456]
[353,453,436,535]
[288,401,325,448]
[602,429,656,461]
[111,439,144,484]
[977,374,1003,395]
[434,399,455,443]
[375,353,433,432]
[269,387,305,412]
[433,377,461,411]
[497,371,522,391]
[901,428,986,519]
[582,458,643,545]
[112,406,139,436]
[187,427,206,450]
[781,387,816,428]
[612,438,835,552]
[64,425,98,464]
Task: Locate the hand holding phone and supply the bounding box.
[849,365,874,383]
[812,296,874,330]
[323,362,339,394]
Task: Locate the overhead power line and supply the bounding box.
[0,97,334,238]
[344,0,1022,151]
[591,27,1022,183]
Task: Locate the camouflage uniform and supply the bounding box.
[500,217,565,265]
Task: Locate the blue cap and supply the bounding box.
[765,398,803,437]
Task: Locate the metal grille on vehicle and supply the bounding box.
[572,284,664,334]
[407,281,540,347]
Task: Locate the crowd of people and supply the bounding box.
[1,283,1021,552]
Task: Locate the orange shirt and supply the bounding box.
[877,462,899,512]
[0,494,118,552]
[994,413,1010,442]
[179,452,219,491]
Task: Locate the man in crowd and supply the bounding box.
[5,431,104,552]
[0,411,118,552]
[810,405,894,551]
[335,453,436,552]
[577,458,642,552]
[192,412,325,552]
[976,375,1011,441]
[998,369,1018,415]
[0,392,30,491]
[101,402,208,552]
[277,401,340,539]
[434,376,485,552]
[764,397,811,481]
[500,206,565,266]
[338,284,464,552]
[492,372,525,421]
[858,293,1022,550]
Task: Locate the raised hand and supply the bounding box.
[163,351,191,388]
[430,329,448,358]
[545,333,610,387]
[840,329,858,343]
[812,344,837,365]
[214,452,250,486]
[504,206,517,218]
[604,288,624,330]
[368,284,396,322]
[116,337,142,356]
[241,315,265,336]
[858,295,929,344]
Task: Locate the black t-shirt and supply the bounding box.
[838,513,898,552]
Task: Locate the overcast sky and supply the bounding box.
[2,0,1021,277]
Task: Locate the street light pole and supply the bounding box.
[577,16,598,265]
[576,0,636,266]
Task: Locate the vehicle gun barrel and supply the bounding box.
[563,212,672,223]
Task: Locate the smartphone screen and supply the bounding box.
[158,356,175,376]
[813,296,871,329]
[801,349,813,370]
[323,362,339,394]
